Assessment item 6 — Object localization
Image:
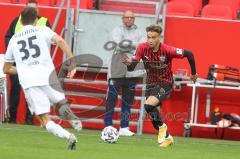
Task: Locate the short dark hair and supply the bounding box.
[146,24,162,34]
[21,7,38,25]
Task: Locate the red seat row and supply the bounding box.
[0,0,94,9]
[166,0,240,20]
[202,4,233,20]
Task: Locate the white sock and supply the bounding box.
[45,121,71,139]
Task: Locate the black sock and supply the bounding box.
[144,104,163,131]
[165,131,169,138]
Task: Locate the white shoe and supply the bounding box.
[119,127,135,136]
[70,120,82,132]
[68,133,77,150]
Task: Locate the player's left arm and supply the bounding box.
[183,50,198,82]
[166,44,198,82]
[4,39,17,75]
[3,62,17,75]
[52,34,73,58]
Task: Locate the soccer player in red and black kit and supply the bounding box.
[123,24,197,148]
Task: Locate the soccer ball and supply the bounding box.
[101,126,119,143]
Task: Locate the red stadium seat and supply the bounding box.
[201,4,233,20]
[50,0,93,9]
[10,0,50,6]
[209,0,239,19]
[10,0,26,4]
[171,0,202,16]
[37,0,51,6]
[167,1,194,17]
[0,0,11,3]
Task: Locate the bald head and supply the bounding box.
[122,10,135,28]
[123,10,134,17]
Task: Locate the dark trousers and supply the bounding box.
[9,74,32,123]
[104,78,137,128]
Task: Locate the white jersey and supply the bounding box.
[5,25,57,89]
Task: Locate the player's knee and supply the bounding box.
[55,99,79,120]
[55,103,61,112]
[57,99,69,107]
[144,104,155,113]
[56,99,70,113]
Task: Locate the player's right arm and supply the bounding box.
[51,34,76,78]
[123,44,143,70]
[5,17,18,49]
[3,62,17,75]
[3,39,17,75]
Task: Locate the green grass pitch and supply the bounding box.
[0,124,239,159]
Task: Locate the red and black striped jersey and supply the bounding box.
[133,42,184,85]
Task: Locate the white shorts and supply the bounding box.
[23,85,65,115]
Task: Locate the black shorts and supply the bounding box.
[145,83,172,101]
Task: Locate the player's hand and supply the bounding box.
[190,73,198,83]
[67,68,76,79]
[122,54,132,66]
[67,57,77,78]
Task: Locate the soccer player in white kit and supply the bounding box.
[3,7,77,150]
